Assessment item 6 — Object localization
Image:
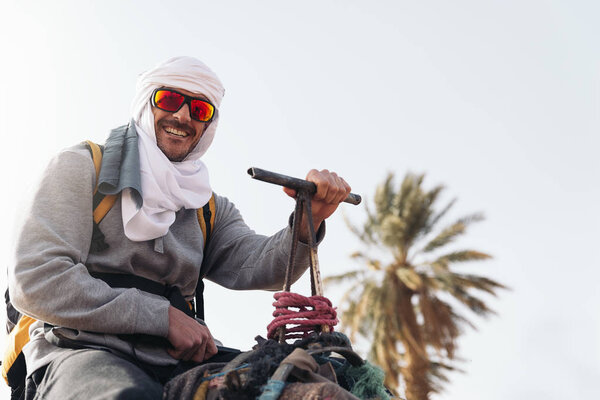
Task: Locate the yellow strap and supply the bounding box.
[2,141,105,385]
[193,378,210,400]
[197,194,216,246]
[1,315,36,384]
[85,140,102,194]
[208,195,216,229]
[85,140,118,224]
[2,147,213,386]
[93,194,118,224]
[198,208,208,243]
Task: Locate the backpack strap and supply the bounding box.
[195,194,216,321]
[2,142,215,392]
[1,315,35,387]
[197,194,216,244]
[85,140,214,320]
[90,272,195,318]
[84,141,117,252]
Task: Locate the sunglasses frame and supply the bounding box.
[151,88,216,123]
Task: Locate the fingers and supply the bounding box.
[190,336,208,363]
[187,328,217,362]
[168,325,214,362]
[307,169,351,204]
[335,175,352,203]
[167,306,217,362]
[205,337,218,359]
[282,186,297,198]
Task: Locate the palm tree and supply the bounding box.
[324,172,506,400]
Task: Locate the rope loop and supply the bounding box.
[266,292,338,341]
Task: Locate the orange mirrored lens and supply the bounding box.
[190,99,214,122]
[153,90,214,122]
[154,90,185,112]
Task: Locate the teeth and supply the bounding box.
[165,127,188,137]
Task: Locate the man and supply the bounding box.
[8,56,351,399]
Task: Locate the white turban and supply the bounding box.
[131,56,225,160]
[122,56,225,242]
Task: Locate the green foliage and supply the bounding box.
[328,172,505,400]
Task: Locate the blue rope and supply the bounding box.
[200,363,249,382]
[257,379,287,400]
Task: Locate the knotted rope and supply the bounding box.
[246,185,356,343]
[267,292,338,341]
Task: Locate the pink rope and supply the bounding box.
[267,292,338,341]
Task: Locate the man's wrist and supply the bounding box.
[287,212,326,244]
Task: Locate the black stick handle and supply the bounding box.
[247,167,361,205]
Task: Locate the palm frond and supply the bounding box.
[422,223,464,253]
[337,279,376,340]
[434,250,492,264]
[456,213,485,225]
[413,271,439,288]
[338,280,367,307]
[393,173,423,218]
[340,279,381,341]
[447,309,477,331]
[422,213,484,253]
[447,273,508,295]
[424,198,457,235]
[327,171,505,398]
[445,285,496,316]
[428,360,462,394]
[429,260,450,276]
[350,251,384,271]
[419,293,459,358]
[343,206,378,246]
[374,173,396,220]
[379,214,408,250]
[369,304,404,396]
[362,199,380,245]
[342,210,366,240]
[323,268,367,286]
[395,267,423,291]
[402,183,443,246]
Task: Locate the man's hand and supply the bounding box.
[166,306,217,362]
[283,169,351,241]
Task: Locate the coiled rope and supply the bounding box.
[267,292,338,341]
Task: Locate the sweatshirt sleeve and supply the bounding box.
[202,195,325,291]
[8,147,170,337]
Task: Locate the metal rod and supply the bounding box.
[283,197,304,293]
[303,193,330,334]
[278,197,305,343]
[303,196,321,297]
[248,167,361,205]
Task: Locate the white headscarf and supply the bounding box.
[122,56,225,242]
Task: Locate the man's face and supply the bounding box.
[152,87,212,162]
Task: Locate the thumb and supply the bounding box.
[282,187,296,198]
[167,346,179,359]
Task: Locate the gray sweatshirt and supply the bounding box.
[8,130,322,375]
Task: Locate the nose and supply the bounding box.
[173,103,192,123]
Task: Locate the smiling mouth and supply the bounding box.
[164,126,190,137]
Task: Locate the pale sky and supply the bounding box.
[1,1,599,399]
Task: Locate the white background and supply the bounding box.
[1,1,599,398]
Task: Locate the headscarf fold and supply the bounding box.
[122,56,225,242]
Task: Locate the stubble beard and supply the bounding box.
[155,118,201,162]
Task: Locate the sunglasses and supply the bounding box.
[151,88,215,122]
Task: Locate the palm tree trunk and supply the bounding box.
[396,283,431,400]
